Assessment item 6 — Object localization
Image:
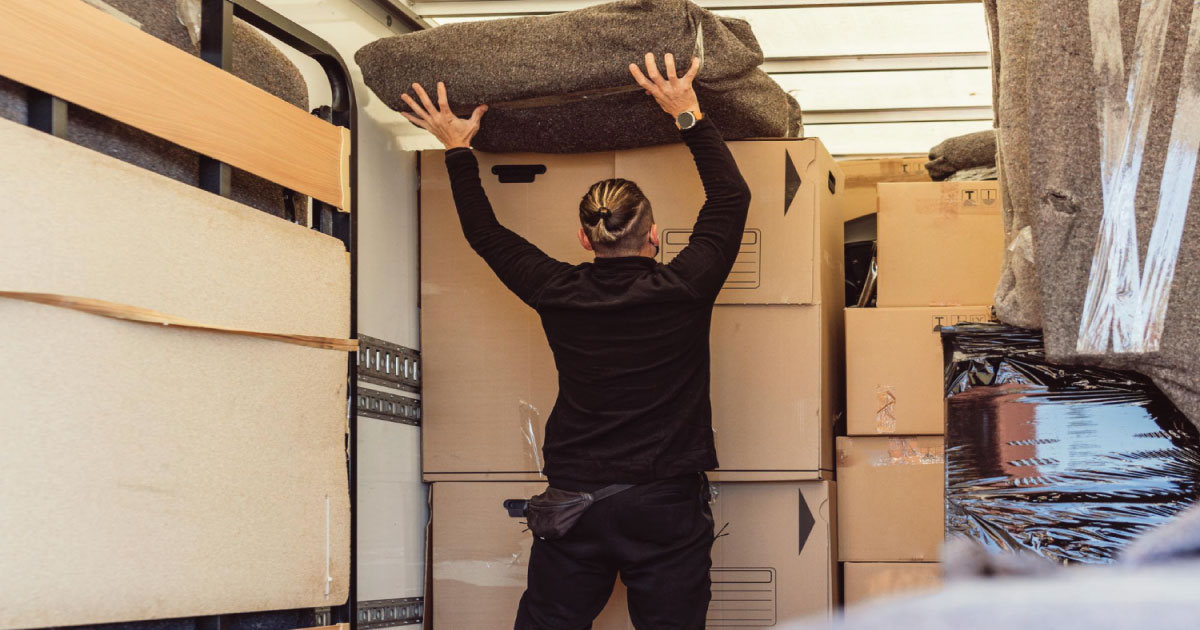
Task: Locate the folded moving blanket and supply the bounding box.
[355,0,802,153]
[925,129,997,181]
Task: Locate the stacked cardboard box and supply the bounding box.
[838,181,1004,605]
[420,137,845,627]
[838,157,931,222]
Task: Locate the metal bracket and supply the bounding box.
[358,388,421,426]
[357,598,424,628]
[357,336,420,393]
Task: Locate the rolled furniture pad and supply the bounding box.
[356,0,802,153]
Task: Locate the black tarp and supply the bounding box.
[942,322,1200,564]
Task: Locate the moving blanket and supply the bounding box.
[356,0,802,153]
[983,0,1200,427]
[925,129,997,181]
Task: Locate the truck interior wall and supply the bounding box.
[269,0,427,609]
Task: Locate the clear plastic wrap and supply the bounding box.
[942,322,1200,564]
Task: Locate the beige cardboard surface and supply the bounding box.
[0,119,350,629]
[836,436,944,562]
[421,140,843,478]
[422,303,839,478]
[843,562,942,608]
[877,182,1005,307]
[616,138,844,305]
[838,157,931,221]
[846,306,992,435]
[431,481,836,629]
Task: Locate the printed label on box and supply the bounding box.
[662,229,761,290]
[707,567,776,626]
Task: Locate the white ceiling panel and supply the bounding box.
[775,68,992,111]
[715,3,989,58]
[805,119,993,156]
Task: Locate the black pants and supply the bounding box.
[514,473,714,630]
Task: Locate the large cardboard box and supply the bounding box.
[836,436,944,562]
[846,306,992,435]
[430,480,837,629]
[876,182,1004,307]
[421,139,844,480]
[838,157,931,221]
[843,562,942,607]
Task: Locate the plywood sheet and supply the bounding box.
[0,118,351,629]
[0,0,349,209]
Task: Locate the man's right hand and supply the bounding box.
[630,53,702,119]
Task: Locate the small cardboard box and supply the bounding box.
[430,480,837,629]
[836,436,944,562]
[838,157,931,221]
[843,562,942,607]
[876,182,1005,307]
[421,139,844,479]
[846,306,992,435]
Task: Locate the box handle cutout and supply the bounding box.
[828,170,837,194]
[493,165,547,183]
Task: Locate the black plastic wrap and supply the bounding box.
[942,323,1200,564]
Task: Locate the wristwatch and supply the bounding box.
[675,110,703,130]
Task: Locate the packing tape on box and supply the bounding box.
[874,438,944,467]
[0,290,357,351]
[519,399,546,473]
[1076,0,1200,355]
[875,386,898,434]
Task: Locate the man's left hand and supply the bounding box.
[401,82,488,150]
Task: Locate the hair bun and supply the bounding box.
[598,207,613,218]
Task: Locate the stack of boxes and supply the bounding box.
[837,179,1005,605]
[419,137,846,628]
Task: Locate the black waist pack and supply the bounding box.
[519,484,633,541]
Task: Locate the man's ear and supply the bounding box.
[578,227,594,252]
[649,224,660,248]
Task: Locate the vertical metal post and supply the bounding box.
[199,0,233,197]
[27,89,68,137]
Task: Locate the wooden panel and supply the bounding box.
[0,119,350,629]
[0,0,350,210]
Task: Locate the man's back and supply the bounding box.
[536,257,721,483]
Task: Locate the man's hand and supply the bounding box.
[400,82,488,150]
[629,53,701,118]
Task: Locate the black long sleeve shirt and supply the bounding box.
[444,117,751,484]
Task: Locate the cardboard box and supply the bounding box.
[430,480,837,629]
[876,182,1004,307]
[838,157,931,221]
[836,436,944,562]
[846,306,992,435]
[843,562,942,607]
[421,139,844,479]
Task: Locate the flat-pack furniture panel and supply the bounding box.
[431,480,836,629]
[877,182,1005,307]
[846,306,992,436]
[836,436,944,562]
[0,119,350,629]
[0,0,350,209]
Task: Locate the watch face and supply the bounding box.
[676,111,696,129]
